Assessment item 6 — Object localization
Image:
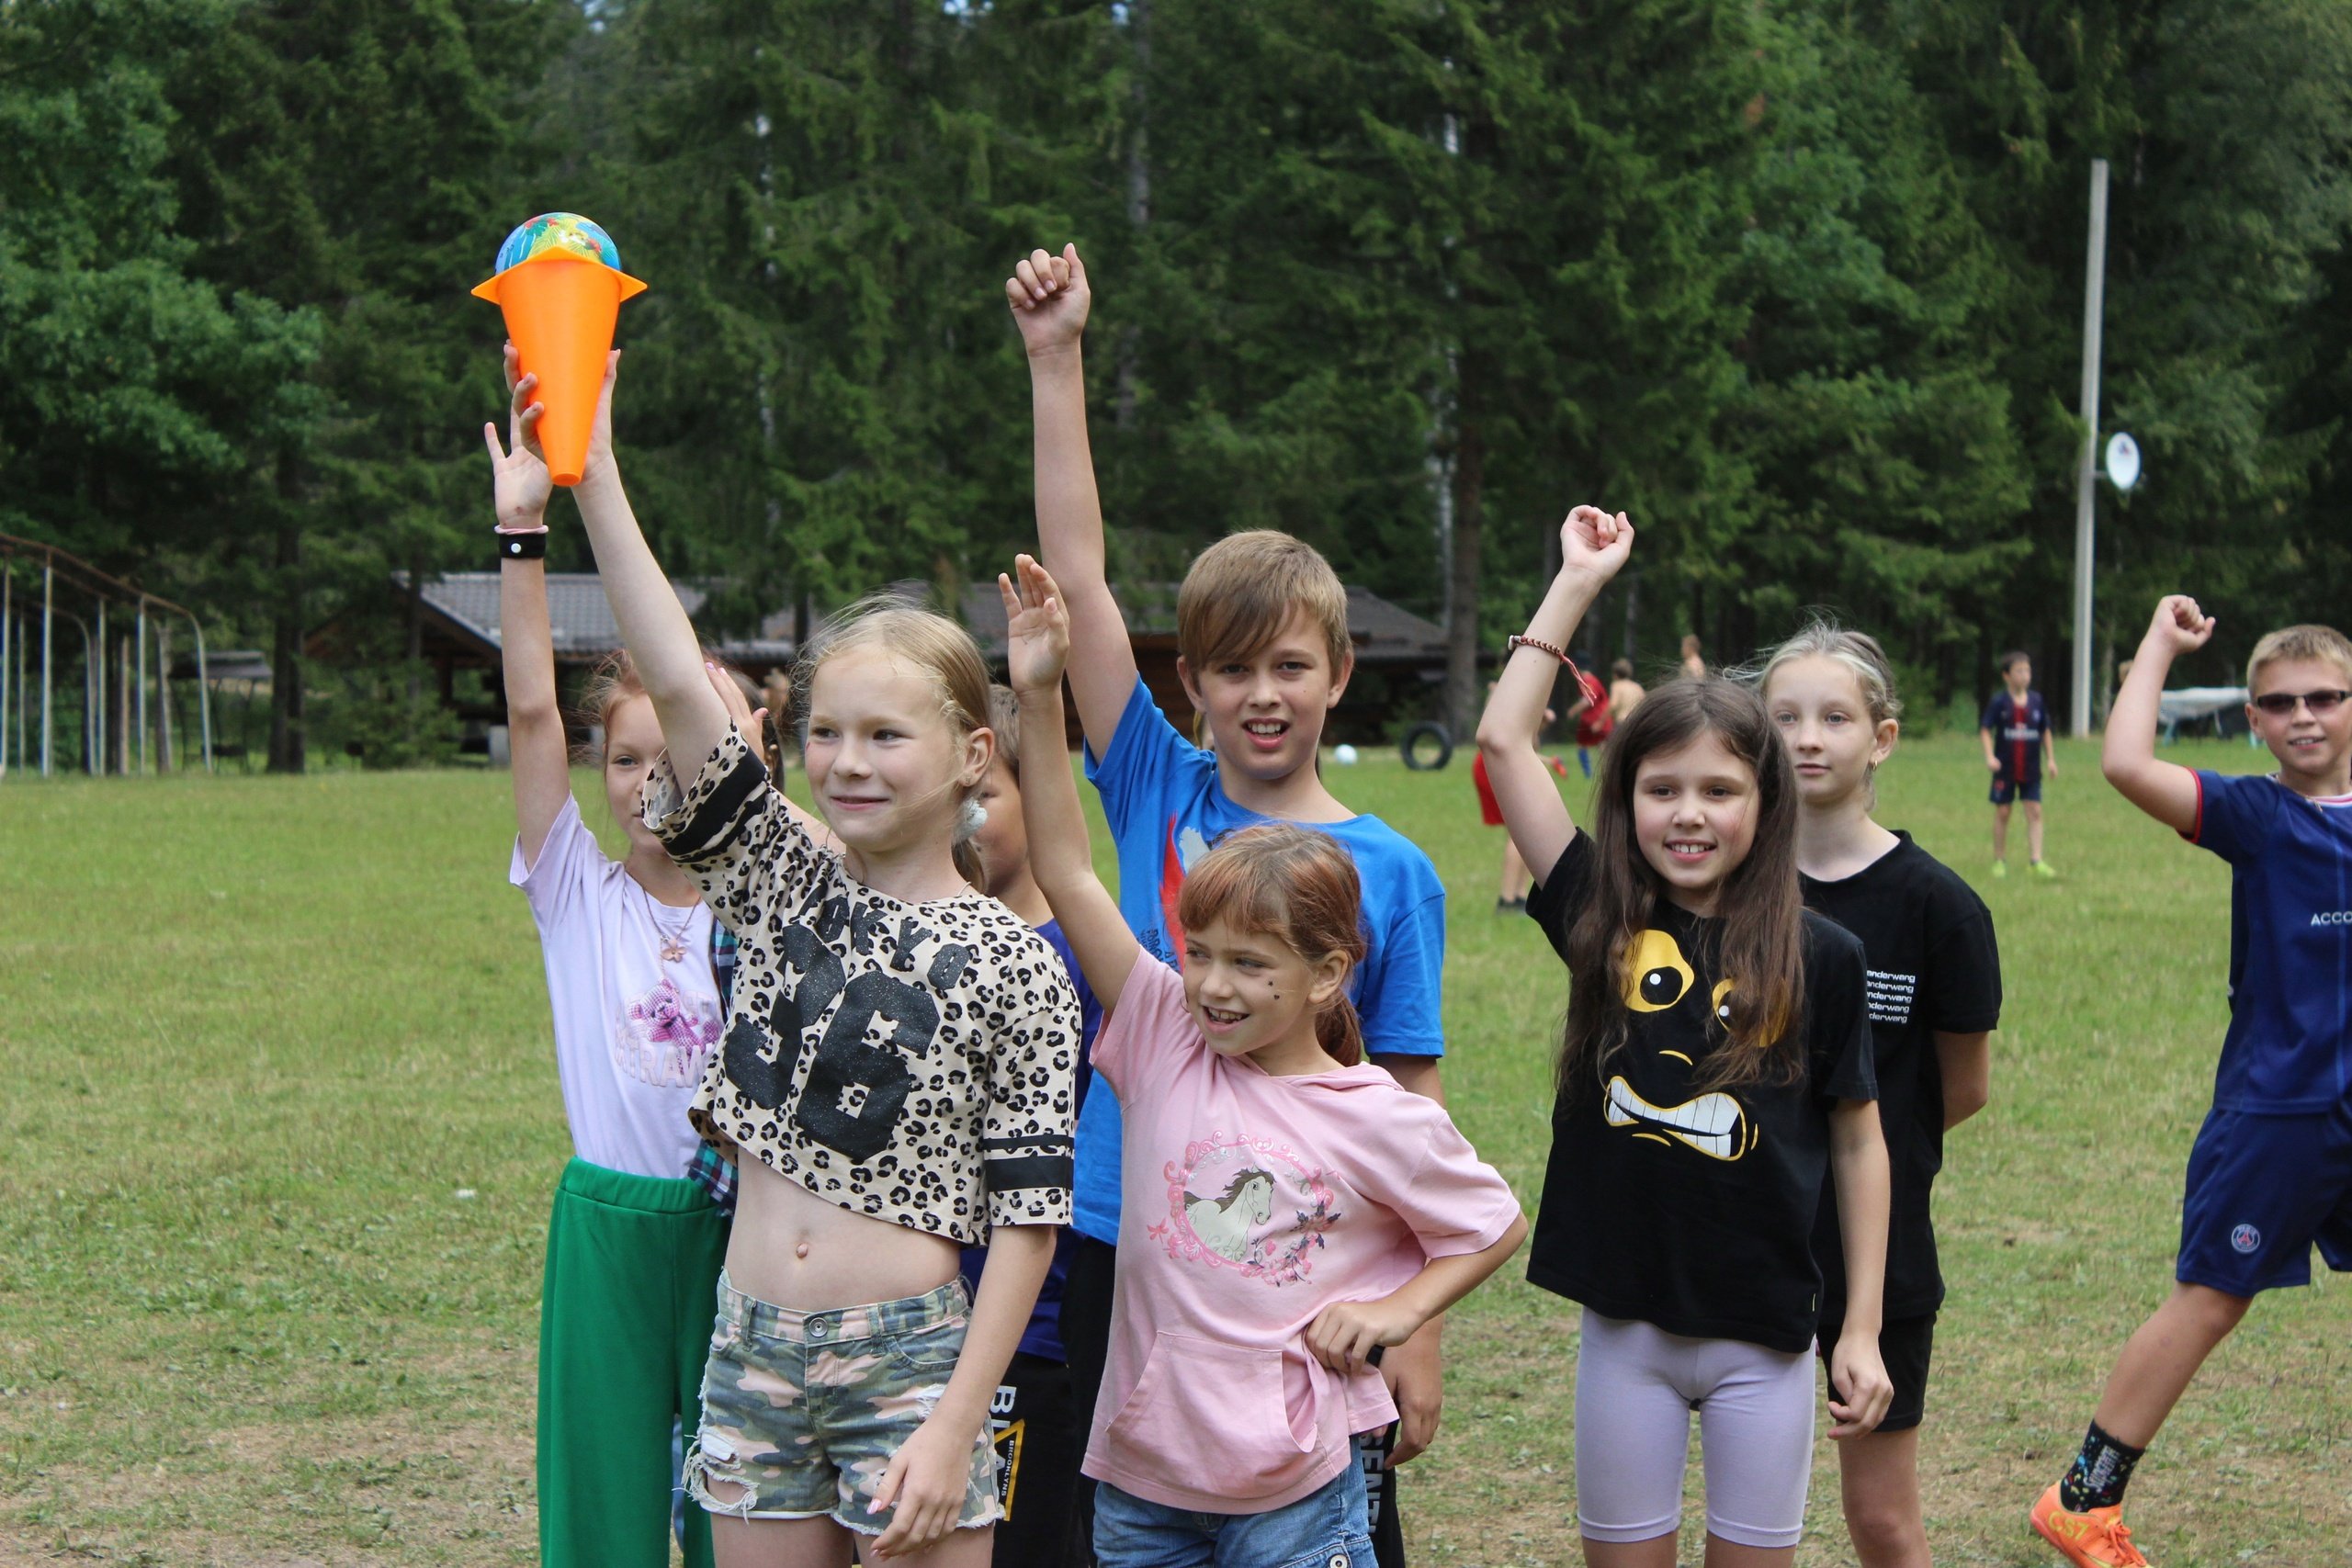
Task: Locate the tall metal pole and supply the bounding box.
[12,581,22,774]
[156,621,174,773]
[187,613,215,773]
[40,558,52,776]
[1,568,10,779]
[2072,159,2110,739]
[137,603,149,774]
[95,599,107,773]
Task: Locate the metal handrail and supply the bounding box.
[1,531,214,773]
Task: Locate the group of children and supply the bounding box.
[487,241,2352,1568]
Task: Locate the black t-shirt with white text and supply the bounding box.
[1524,834,1877,1353]
[1801,832,2000,1324]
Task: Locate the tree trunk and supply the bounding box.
[1622,566,1640,666]
[156,623,174,773]
[1441,374,1487,743]
[1115,0,1151,432]
[405,558,425,745]
[267,517,306,774]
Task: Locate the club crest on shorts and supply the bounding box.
[2230,1223,2261,1254]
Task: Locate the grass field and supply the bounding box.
[1,730,2346,1565]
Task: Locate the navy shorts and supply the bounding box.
[2176,1102,2352,1297]
[1989,775,2042,805]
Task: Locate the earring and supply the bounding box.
[958,795,989,839]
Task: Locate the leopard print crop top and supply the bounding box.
[646,727,1078,1243]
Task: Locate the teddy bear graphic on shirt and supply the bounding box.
[614,974,722,1089]
[1150,1129,1343,1287]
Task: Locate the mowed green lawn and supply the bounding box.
[1,731,2345,1565]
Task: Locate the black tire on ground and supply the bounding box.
[1400,722,1453,772]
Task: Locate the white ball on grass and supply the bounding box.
[1332,744,1360,765]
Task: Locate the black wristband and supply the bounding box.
[497,531,548,562]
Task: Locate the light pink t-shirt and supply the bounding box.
[1083,951,1522,1515]
[511,796,723,1179]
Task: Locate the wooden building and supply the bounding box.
[389,571,1450,749]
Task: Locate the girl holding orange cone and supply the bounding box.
[557,351,1081,1568]
[488,345,733,1568]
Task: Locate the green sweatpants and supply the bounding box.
[539,1156,728,1568]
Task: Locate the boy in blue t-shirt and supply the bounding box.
[1008,243,1448,1562]
[961,687,1104,1568]
[2029,598,2352,1568]
[1981,649,2059,879]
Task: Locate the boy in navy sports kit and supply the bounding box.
[1980,651,2058,879]
[2029,599,2352,1568]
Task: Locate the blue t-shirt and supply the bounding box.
[960,917,1102,1361]
[1981,690,2051,783]
[2188,770,2352,1112]
[1070,675,1449,1244]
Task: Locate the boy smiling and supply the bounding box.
[2030,599,2352,1568]
[1007,242,1450,1561]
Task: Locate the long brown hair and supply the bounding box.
[1561,677,1805,1096]
[1175,824,1367,1066]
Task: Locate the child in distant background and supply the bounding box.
[1475,682,1568,911]
[1979,651,2057,879]
[1608,659,1646,727]
[1570,657,1613,778]
[960,685,1104,1568]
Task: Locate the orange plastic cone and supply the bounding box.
[472,256,647,486]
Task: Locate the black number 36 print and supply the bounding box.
[734,927,945,1164]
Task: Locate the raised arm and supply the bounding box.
[1475,506,1634,886]
[1001,555,1142,1012]
[486,356,571,866]
[1007,245,1139,755]
[563,353,730,770]
[2103,595,2215,835]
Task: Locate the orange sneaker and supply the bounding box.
[2030,1483,2151,1567]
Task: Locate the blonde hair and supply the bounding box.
[1750,619,1903,803]
[572,649,664,771]
[1755,619,1904,728]
[794,595,994,886]
[2246,624,2352,691]
[1177,531,1352,675]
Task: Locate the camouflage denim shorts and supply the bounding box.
[684,1269,1001,1534]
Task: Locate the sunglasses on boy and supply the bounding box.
[2249,688,2352,716]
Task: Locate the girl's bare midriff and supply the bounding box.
[724,1156,962,1310]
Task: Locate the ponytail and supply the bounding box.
[1317,995,1364,1068]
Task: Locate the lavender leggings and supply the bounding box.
[1573,1310,1815,1551]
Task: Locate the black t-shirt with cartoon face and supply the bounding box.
[1801,832,2000,1324]
[1524,833,1877,1353]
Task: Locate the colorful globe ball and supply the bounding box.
[493,213,625,276]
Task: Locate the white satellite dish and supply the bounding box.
[2105,432,2142,492]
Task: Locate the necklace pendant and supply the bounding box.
[661,937,687,964]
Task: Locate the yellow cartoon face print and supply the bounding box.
[1608,926,1758,1161]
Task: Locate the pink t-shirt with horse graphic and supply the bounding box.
[1083,951,1522,1515]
